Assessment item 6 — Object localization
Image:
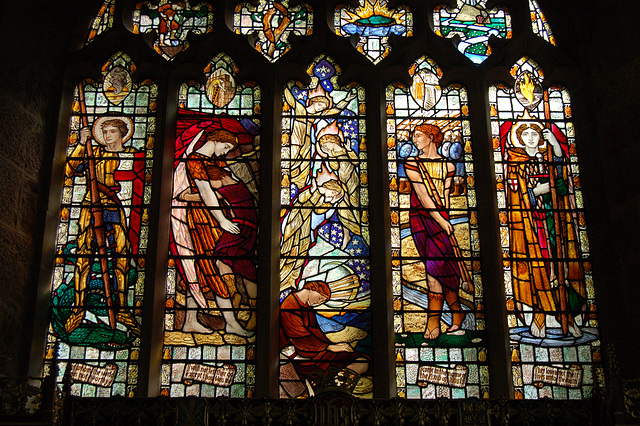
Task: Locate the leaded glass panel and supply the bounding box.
[163,53,260,398]
[490,57,602,399]
[45,52,157,397]
[234,0,313,62]
[280,55,372,398]
[388,56,488,399]
[132,0,214,60]
[86,0,116,44]
[529,0,556,45]
[334,0,412,64]
[433,0,511,64]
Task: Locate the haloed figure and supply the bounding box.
[504,120,586,338]
[64,117,140,335]
[179,129,258,337]
[404,124,471,340]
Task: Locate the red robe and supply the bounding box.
[185,152,258,299]
[280,292,367,376]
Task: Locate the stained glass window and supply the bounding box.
[162,53,260,398]
[280,55,372,398]
[86,0,116,44]
[132,0,214,60]
[433,0,512,64]
[387,56,488,399]
[490,57,601,399]
[529,0,556,46]
[40,0,608,406]
[45,52,157,397]
[234,1,313,63]
[334,0,412,64]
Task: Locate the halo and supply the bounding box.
[509,112,544,149]
[92,116,134,145]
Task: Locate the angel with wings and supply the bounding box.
[280,82,365,292]
[171,111,259,337]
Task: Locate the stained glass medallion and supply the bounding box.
[162,53,260,398]
[86,0,116,44]
[334,0,412,64]
[387,56,488,399]
[234,1,313,62]
[280,55,372,398]
[45,52,157,397]
[433,0,511,64]
[132,0,214,60]
[491,57,602,399]
[529,0,556,45]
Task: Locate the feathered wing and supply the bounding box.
[279,188,320,290]
[284,84,313,190]
[170,113,259,306]
[280,85,318,291]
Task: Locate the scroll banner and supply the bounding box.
[418,365,468,388]
[533,365,582,388]
[183,363,236,387]
[70,363,118,387]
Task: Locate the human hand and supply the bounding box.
[533,182,550,196]
[345,90,357,103]
[79,127,91,145]
[220,219,241,234]
[440,218,454,235]
[327,343,354,352]
[542,128,559,148]
[178,190,200,202]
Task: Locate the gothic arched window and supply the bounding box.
[34,0,602,403]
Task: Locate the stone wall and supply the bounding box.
[552,0,640,382]
[0,1,89,375]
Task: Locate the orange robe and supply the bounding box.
[506,147,586,316]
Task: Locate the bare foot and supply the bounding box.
[567,321,583,338]
[225,322,254,337]
[446,324,461,333]
[183,320,213,334]
[530,321,546,338]
[183,309,213,334]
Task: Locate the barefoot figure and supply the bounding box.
[64,117,143,336]
[171,116,258,337]
[404,123,472,340]
[500,113,586,338]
